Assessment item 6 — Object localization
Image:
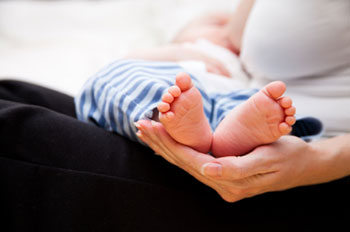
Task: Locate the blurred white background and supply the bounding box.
[0,0,236,95]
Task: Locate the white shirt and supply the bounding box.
[241,0,350,135]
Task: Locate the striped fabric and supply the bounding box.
[75,59,258,143]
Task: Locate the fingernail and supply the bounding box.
[134,122,141,129]
[136,130,143,137]
[201,163,222,177]
[151,120,156,127]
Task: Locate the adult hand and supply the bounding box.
[135,119,228,198]
[135,120,337,202]
[172,12,236,54]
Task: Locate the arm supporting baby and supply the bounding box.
[124,44,230,77]
[136,120,350,202]
[123,0,256,76]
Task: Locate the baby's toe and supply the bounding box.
[168,86,181,98]
[160,111,175,122]
[285,116,296,126]
[162,92,174,103]
[285,106,296,116]
[158,102,170,113]
[264,81,286,99]
[279,96,293,108]
[175,72,193,92]
[279,122,292,134]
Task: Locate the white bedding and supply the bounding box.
[0,0,236,95]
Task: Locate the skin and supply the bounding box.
[172,12,234,52]
[125,44,231,77]
[130,0,350,201]
[124,0,256,76]
[225,0,256,54]
[157,72,296,156]
[135,120,350,202]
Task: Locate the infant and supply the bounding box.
[75,13,319,157]
[150,72,295,156]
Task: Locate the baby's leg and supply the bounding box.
[157,73,212,153]
[76,60,192,142]
[212,81,296,157]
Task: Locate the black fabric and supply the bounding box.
[0,79,349,232]
[0,80,76,117]
[291,117,323,139]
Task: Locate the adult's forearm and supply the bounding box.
[319,134,350,177]
[227,0,255,54]
[308,134,350,185]
[124,44,231,77]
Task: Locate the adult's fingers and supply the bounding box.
[203,147,278,180]
[137,120,228,192]
[137,120,284,202]
[137,120,215,173]
[150,120,215,171]
[139,120,181,161]
[208,169,280,202]
[136,120,178,165]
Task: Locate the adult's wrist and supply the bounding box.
[309,135,350,183]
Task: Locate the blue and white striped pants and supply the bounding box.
[75,60,258,142]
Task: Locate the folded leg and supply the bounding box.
[0,80,348,231]
[75,60,212,142]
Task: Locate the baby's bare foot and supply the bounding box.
[212,81,296,157]
[157,72,212,153]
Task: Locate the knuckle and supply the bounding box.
[221,193,238,203]
[224,197,237,203]
[228,186,248,197]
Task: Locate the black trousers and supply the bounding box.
[0,80,349,232]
